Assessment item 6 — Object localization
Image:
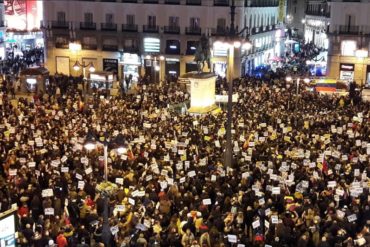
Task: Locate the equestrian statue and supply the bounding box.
[194,34,212,73]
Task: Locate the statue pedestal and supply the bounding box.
[187,73,218,114]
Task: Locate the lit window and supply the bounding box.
[341,40,357,56]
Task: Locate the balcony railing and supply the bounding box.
[102,44,118,51]
[80,22,96,30]
[211,27,227,36]
[305,10,330,18]
[51,21,69,29]
[101,23,117,31]
[214,0,229,6]
[82,44,98,50]
[186,0,201,5]
[122,24,138,32]
[246,0,278,7]
[165,0,180,4]
[185,26,201,35]
[339,25,360,35]
[251,25,275,35]
[143,25,159,33]
[123,46,139,53]
[164,26,180,34]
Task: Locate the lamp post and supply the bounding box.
[286,76,310,124]
[84,131,127,246]
[223,0,252,168]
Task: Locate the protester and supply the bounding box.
[0,68,369,247]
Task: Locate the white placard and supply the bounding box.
[9,169,17,176]
[78,181,85,189]
[110,225,119,235]
[128,198,135,205]
[347,214,357,222]
[188,170,196,177]
[61,167,69,173]
[272,187,281,195]
[116,205,125,212]
[271,215,278,224]
[76,173,83,180]
[85,167,92,175]
[44,208,54,215]
[42,189,54,197]
[28,162,36,168]
[202,199,212,205]
[227,235,237,243]
[252,220,260,229]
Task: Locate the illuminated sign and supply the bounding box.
[0,210,16,247]
[144,37,160,53]
[122,53,141,65]
[5,0,43,31]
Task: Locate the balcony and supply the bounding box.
[165,0,180,4]
[214,0,229,6]
[251,25,275,35]
[305,10,330,18]
[102,44,118,51]
[164,26,180,34]
[82,44,98,50]
[122,24,138,32]
[101,23,117,31]
[80,22,96,30]
[185,27,201,35]
[246,0,278,7]
[143,25,159,33]
[122,0,137,2]
[123,46,139,53]
[143,0,158,3]
[51,21,69,29]
[211,27,227,36]
[338,25,360,35]
[186,0,201,5]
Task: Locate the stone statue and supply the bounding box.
[194,34,211,73]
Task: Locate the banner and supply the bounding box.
[5,0,43,31]
[103,59,118,75]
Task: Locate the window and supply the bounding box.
[169,16,179,27]
[127,15,135,25]
[341,40,357,56]
[190,17,200,29]
[106,13,114,24]
[217,18,226,30]
[57,11,66,23]
[144,37,160,53]
[148,16,156,27]
[84,13,93,23]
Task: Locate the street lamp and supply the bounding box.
[84,131,127,181]
[84,131,126,247]
[73,61,96,80]
[223,0,252,168]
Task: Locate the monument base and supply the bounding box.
[188,104,219,114]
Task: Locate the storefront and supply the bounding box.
[102,58,118,80]
[20,67,49,94]
[120,53,141,83]
[89,71,115,95]
[339,63,355,82]
[165,58,180,77]
[366,65,370,88]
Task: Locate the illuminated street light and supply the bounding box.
[286,76,292,82]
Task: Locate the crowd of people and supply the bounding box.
[0,69,369,247]
[0,47,44,75]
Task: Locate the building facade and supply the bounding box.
[304,0,330,49]
[0,0,6,60]
[42,0,284,81]
[325,0,370,86]
[286,0,306,37]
